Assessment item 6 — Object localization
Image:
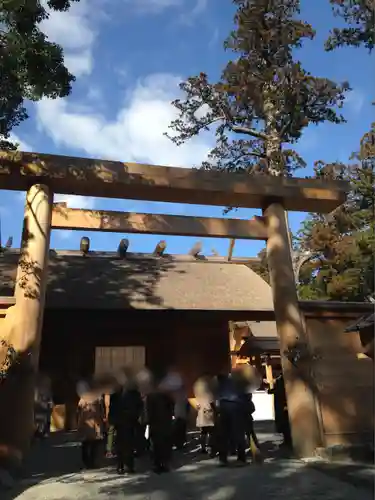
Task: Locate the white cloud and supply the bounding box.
[54,230,74,240]
[35,72,213,167]
[64,50,94,78]
[38,1,205,78]
[41,0,95,50]
[125,0,182,13]
[0,205,9,216]
[115,67,130,85]
[209,27,220,49]
[345,88,366,116]
[53,195,96,239]
[53,194,96,209]
[296,126,318,153]
[15,191,95,211]
[180,0,209,24]
[192,0,209,14]
[0,133,33,152]
[87,86,103,102]
[40,0,97,77]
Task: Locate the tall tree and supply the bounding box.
[296,123,375,301]
[0,0,79,150]
[326,0,375,52]
[166,0,349,177]
[248,248,270,283]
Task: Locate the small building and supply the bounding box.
[344,312,374,360]
[230,320,280,421]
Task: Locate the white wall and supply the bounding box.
[252,391,274,421]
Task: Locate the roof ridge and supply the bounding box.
[4,249,261,265]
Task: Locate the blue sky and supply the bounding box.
[0,0,373,258]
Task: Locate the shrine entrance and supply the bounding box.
[0,150,348,465]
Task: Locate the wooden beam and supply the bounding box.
[51,207,268,240]
[0,151,348,213]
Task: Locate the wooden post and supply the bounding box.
[263,202,321,457]
[0,184,52,468]
[227,239,235,261]
[228,321,237,369]
[262,355,274,390]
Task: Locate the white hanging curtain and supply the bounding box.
[94,346,145,375]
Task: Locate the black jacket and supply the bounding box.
[109,388,143,426]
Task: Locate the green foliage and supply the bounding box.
[296,123,375,301]
[0,339,17,382]
[248,248,270,283]
[326,0,375,52]
[166,0,349,177]
[0,0,79,149]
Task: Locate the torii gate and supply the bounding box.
[0,151,348,467]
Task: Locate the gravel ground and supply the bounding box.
[2,423,373,500]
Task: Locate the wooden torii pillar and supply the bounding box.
[0,184,53,467]
[264,202,322,458]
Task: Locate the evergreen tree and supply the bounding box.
[296,123,375,301]
[326,0,375,52]
[166,0,349,177]
[248,248,270,283]
[0,0,79,150]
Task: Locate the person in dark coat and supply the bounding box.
[268,374,292,449]
[146,387,175,473]
[215,374,247,466]
[135,391,149,457]
[173,387,190,450]
[109,383,143,474]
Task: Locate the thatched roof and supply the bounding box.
[233,321,278,338]
[234,321,280,356]
[0,250,274,312]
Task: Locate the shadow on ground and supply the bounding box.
[2,422,374,500]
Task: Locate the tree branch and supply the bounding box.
[248,150,266,158]
[231,125,268,140]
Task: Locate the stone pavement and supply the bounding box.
[3,423,374,500]
[305,460,375,492]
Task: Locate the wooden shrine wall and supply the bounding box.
[305,316,374,448]
[39,309,230,429]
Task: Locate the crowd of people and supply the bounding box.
[34,367,291,475]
